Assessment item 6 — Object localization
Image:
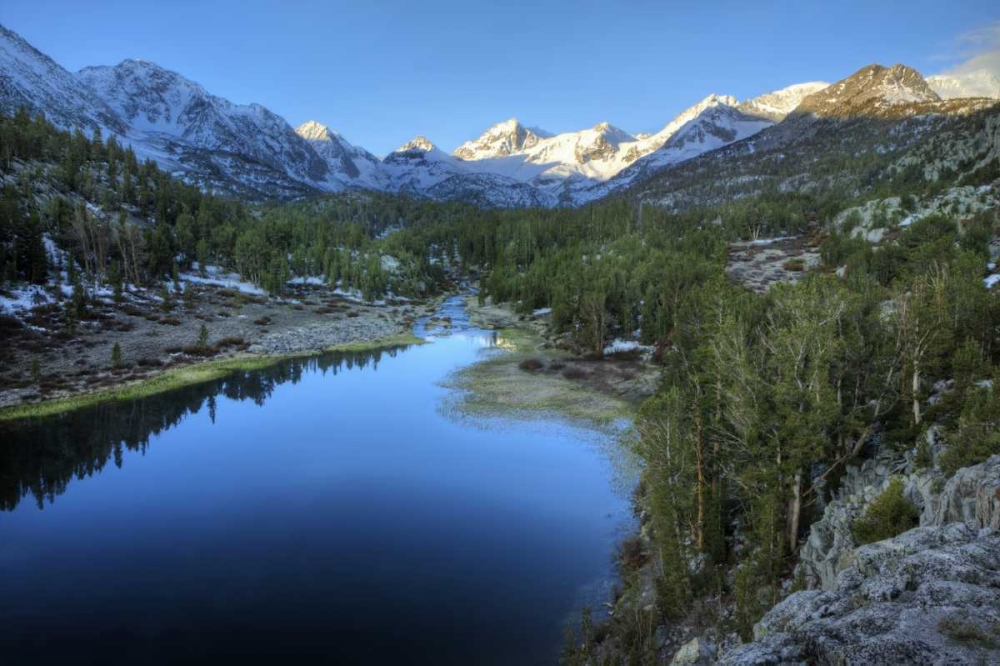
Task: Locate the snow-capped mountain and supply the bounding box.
[0,25,126,135]
[76,60,330,198]
[437,85,829,204]
[573,100,776,202]
[294,120,388,190]
[927,70,1000,100]
[453,119,548,160]
[380,135,466,194]
[0,23,833,206]
[5,23,985,209]
[736,82,829,121]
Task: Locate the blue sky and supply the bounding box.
[2,1,998,155]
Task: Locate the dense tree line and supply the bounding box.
[0,110,440,300]
[3,107,999,656]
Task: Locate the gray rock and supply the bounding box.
[934,455,1000,529]
[797,450,909,591]
[722,525,1000,665]
[729,456,1000,665]
[671,636,717,665]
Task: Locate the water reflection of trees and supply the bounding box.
[0,346,407,512]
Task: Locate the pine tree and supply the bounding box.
[159,283,172,312]
[108,260,123,302]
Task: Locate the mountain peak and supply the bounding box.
[697,93,739,108]
[590,121,633,142]
[397,135,436,153]
[296,120,337,142]
[453,118,547,160]
[794,63,939,118]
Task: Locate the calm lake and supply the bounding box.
[0,296,636,665]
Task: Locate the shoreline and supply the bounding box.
[0,331,426,423]
[450,295,658,429]
[0,280,448,422]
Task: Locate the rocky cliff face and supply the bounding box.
[720,453,1000,665]
[723,521,1000,665]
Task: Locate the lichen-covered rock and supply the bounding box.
[796,450,911,590]
[671,636,717,664]
[721,524,1000,665]
[934,454,1000,529]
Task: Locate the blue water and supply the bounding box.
[0,297,634,665]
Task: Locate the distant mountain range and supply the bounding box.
[1,23,997,207]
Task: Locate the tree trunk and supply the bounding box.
[912,359,921,426]
[695,409,705,551]
[788,470,802,553]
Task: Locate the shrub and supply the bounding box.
[617,535,648,573]
[0,314,24,333]
[938,616,1000,648]
[783,257,806,272]
[518,358,544,372]
[111,342,122,369]
[852,477,920,545]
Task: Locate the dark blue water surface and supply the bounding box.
[0,297,635,665]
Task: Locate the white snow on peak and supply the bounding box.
[453,118,548,160]
[296,120,338,141]
[396,135,437,153]
[0,23,865,208]
[927,70,1000,100]
[738,82,829,120]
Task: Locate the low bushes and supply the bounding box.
[852,477,920,545]
[518,358,544,372]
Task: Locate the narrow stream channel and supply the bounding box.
[0,296,636,665]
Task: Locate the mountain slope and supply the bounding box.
[0,24,126,135]
[575,101,775,202]
[927,70,1000,100]
[793,64,940,119]
[77,60,329,198]
[621,64,1000,212]
[737,81,829,121]
[441,85,828,205]
[8,24,980,210]
[295,120,388,191]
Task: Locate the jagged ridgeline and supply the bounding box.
[7,21,994,208]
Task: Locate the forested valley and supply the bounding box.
[3,105,1000,663]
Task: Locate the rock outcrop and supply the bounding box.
[722,523,1000,665]
[721,455,1000,665]
[935,454,1000,529]
[796,430,955,591]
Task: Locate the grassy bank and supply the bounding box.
[442,320,638,429]
[0,332,426,422]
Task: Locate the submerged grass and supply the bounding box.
[0,332,426,422]
[442,326,632,430]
